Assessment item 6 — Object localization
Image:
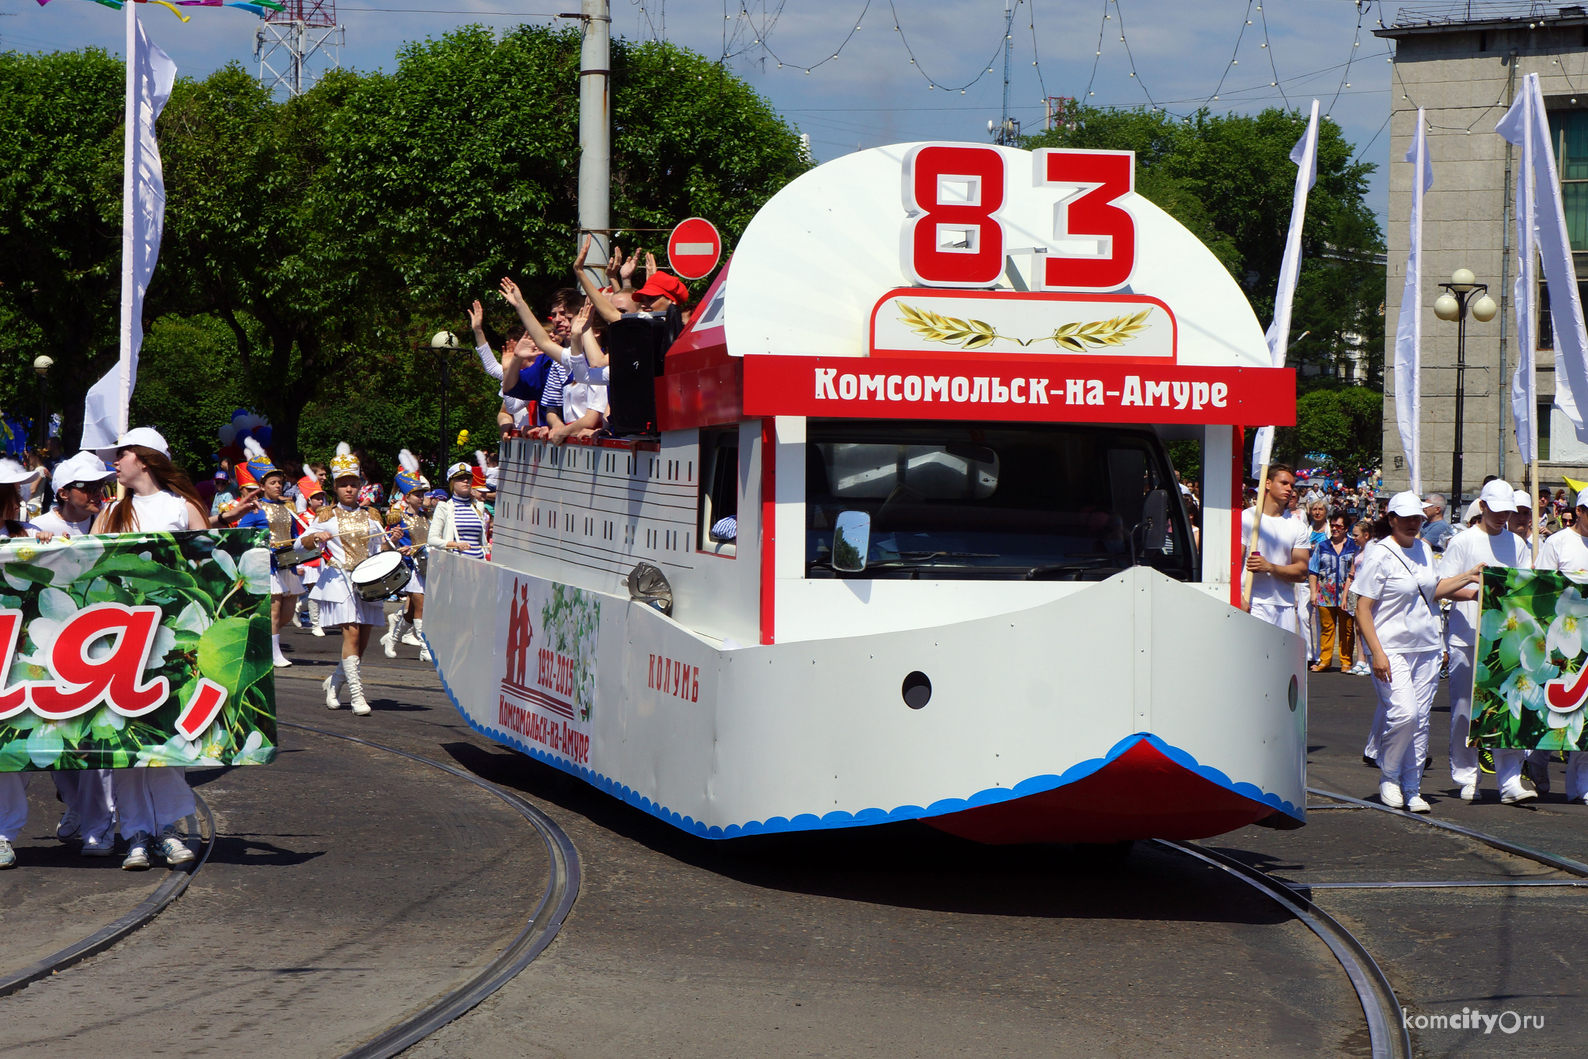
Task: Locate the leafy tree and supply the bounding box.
[1024,106,1385,386]
[0,48,127,446]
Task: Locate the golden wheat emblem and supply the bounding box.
[897,302,1152,352]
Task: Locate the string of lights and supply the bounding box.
[1325,0,1369,118]
[1111,0,1159,109]
[1203,0,1254,107]
[886,0,1016,94]
[1258,1,1290,109]
[1081,0,1108,102]
[735,0,872,75]
[1027,0,1048,103]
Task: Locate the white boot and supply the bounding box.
[345,655,370,716]
[415,618,432,662]
[323,660,345,710]
[309,598,325,636]
[272,633,292,668]
[400,615,423,648]
[382,612,400,659]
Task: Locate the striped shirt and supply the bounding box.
[451,499,486,558]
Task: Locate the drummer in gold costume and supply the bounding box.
[381,449,432,662]
[297,443,399,716]
[236,439,308,668]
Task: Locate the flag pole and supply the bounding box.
[117,0,136,441]
[1242,463,1268,611]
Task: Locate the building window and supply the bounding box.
[1540,282,1554,351]
[698,428,738,556]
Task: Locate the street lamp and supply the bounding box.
[430,331,462,481]
[1433,269,1497,509]
[32,355,53,448]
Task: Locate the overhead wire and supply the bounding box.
[1203,0,1255,106]
[1081,0,1108,101]
[1325,0,1368,117]
[1258,0,1290,109]
[1027,0,1048,104]
[1111,0,1159,109]
[735,0,871,76]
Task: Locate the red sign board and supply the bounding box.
[740,355,1295,426]
[667,218,722,280]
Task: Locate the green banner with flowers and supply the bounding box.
[1473,567,1588,751]
[0,529,276,771]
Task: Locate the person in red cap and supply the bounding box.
[633,266,688,313]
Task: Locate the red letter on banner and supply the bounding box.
[175,679,228,739]
[30,604,171,720]
[902,145,1006,287]
[1036,149,1136,291]
[0,611,27,720]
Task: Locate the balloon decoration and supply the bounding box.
[215,409,273,471]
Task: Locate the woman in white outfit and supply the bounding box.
[0,457,55,868]
[90,427,208,871]
[1353,491,1483,812]
[298,444,397,716]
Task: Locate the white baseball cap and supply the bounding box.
[52,450,117,489]
[0,459,40,487]
[1575,490,1588,509]
[1513,490,1533,510]
[1386,491,1426,517]
[1478,479,1517,513]
[1464,499,1483,523]
[93,427,171,462]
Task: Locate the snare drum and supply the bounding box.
[414,546,428,581]
[274,542,322,568]
[349,551,411,602]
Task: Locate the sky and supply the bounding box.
[0,0,1401,225]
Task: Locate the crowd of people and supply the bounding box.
[1243,466,1587,812]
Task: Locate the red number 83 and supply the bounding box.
[901,144,1136,291]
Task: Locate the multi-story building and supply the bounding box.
[1378,2,1588,504]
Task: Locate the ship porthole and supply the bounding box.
[1287,675,1299,712]
[902,672,932,710]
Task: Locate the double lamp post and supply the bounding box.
[1432,268,1497,508]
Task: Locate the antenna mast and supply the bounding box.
[254,0,344,97]
[991,0,1019,146]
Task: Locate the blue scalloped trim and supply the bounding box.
[425,637,1304,839]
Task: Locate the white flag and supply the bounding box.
[1253,100,1321,472]
[1497,73,1588,463]
[82,4,176,451]
[1393,109,1431,494]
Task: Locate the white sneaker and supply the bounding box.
[1501,786,1539,805]
[80,832,114,857]
[57,807,81,840]
[273,652,293,668]
[1460,783,1478,802]
[157,827,195,866]
[122,833,151,871]
[1380,782,1405,809]
[1406,795,1432,813]
[310,625,325,638]
[0,837,14,869]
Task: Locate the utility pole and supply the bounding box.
[577,0,611,287]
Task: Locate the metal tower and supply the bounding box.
[990,0,1019,146]
[254,0,343,97]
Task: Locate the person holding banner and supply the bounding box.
[1242,465,1312,633]
[1529,487,1588,805]
[1440,480,1535,803]
[30,450,115,538]
[91,427,207,870]
[299,444,398,717]
[1352,492,1485,811]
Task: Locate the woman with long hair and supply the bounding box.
[87,429,208,871]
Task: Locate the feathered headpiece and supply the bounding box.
[329,441,361,482]
[394,448,424,495]
[471,449,488,489]
[243,436,282,484]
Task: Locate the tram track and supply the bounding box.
[280,721,581,1059]
[0,792,215,999]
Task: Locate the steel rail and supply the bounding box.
[0,792,216,999]
[1301,879,1588,889]
[1307,786,1588,878]
[281,721,581,1059]
[1157,839,1412,1059]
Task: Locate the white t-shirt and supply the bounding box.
[29,510,91,536]
[1537,528,1588,573]
[1352,537,1442,652]
[1441,526,1531,645]
[129,490,191,532]
[1241,507,1312,606]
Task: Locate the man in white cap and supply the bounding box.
[1242,464,1313,633]
[30,450,116,537]
[1529,487,1588,805]
[1509,490,1536,545]
[1440,479,1535,802]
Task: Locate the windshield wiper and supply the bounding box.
[1022,557,1126,580]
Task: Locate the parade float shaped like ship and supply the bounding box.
[425,143,1305,844]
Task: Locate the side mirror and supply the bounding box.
[832,511,871,573]
[1139,489,1169,554]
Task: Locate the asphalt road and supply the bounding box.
[7,630,1586,1057]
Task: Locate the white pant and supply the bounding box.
[53,769,115,844]
[1297,582,1315,659]
[1251,601,1301,635]
[112,768,195,838]
[1448,645,1525,793]
[0,773,26,842]
[1372,650,1441,794]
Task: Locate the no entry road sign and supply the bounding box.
[667,217,722,280]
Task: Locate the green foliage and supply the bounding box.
[1277,386,1384,473]
[1025,105,1385,386]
